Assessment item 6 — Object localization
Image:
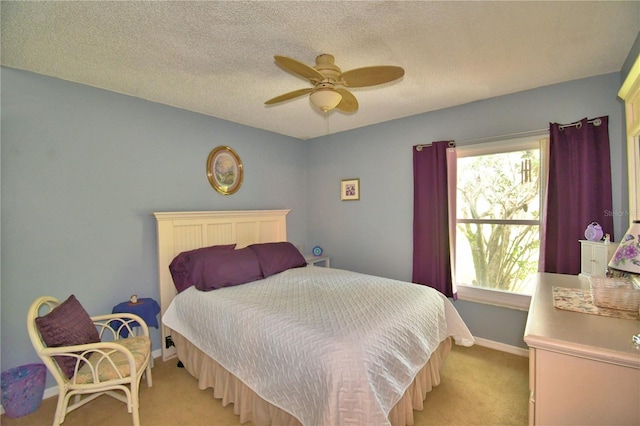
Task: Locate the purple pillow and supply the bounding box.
[248,242,307,277]
[35,295,100,379]
[169,244,236,292]
[193,247,263,291]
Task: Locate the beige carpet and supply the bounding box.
[1,344,529,426]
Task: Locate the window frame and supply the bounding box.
[454,134,548,311]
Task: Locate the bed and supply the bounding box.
[155,210,474,426]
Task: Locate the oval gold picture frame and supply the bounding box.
[206,146,243,195]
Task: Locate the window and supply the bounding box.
[455,135,547,309]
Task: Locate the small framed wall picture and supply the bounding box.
[207,146,243,195]
[340,178,360,201]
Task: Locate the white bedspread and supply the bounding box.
[162,266,474,426]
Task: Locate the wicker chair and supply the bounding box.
[27,296,153,426]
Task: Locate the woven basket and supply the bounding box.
[589,276,640,312]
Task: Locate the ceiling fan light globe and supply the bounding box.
[310,88,342,112]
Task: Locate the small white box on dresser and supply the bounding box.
[579,239,618,278]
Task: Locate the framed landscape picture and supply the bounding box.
[207,146,243,195]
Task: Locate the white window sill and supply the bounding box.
[456,284,531,311]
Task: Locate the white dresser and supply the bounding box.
[579,239,618,278]
[524,273,640,425]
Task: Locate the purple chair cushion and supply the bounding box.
[35,295,100,378]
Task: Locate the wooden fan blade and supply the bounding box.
[335,88,358,112]
[340,66,405,88]
[265,88,313,105]
[274,55,325,81]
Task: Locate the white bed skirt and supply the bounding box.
[173,332,452,426]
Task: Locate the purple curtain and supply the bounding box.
[542,117,614,274]
[413,141,457,298]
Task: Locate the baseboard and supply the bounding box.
[473,336,530,357]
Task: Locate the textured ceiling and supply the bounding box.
[2,1,639,140]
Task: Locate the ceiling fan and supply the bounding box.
[265,54,405,113]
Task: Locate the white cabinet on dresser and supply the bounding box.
[579,240,618,277]
[524,273,640,426]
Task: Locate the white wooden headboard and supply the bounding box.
[153,210,290,360]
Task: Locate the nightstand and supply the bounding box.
[112,297,160,366]
[305,254,330,268]
[112,297,161,335]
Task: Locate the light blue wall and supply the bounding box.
[306,72,626,349]
[622,32,640,81]
[0,65,628,387]
[1,68,307,384]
